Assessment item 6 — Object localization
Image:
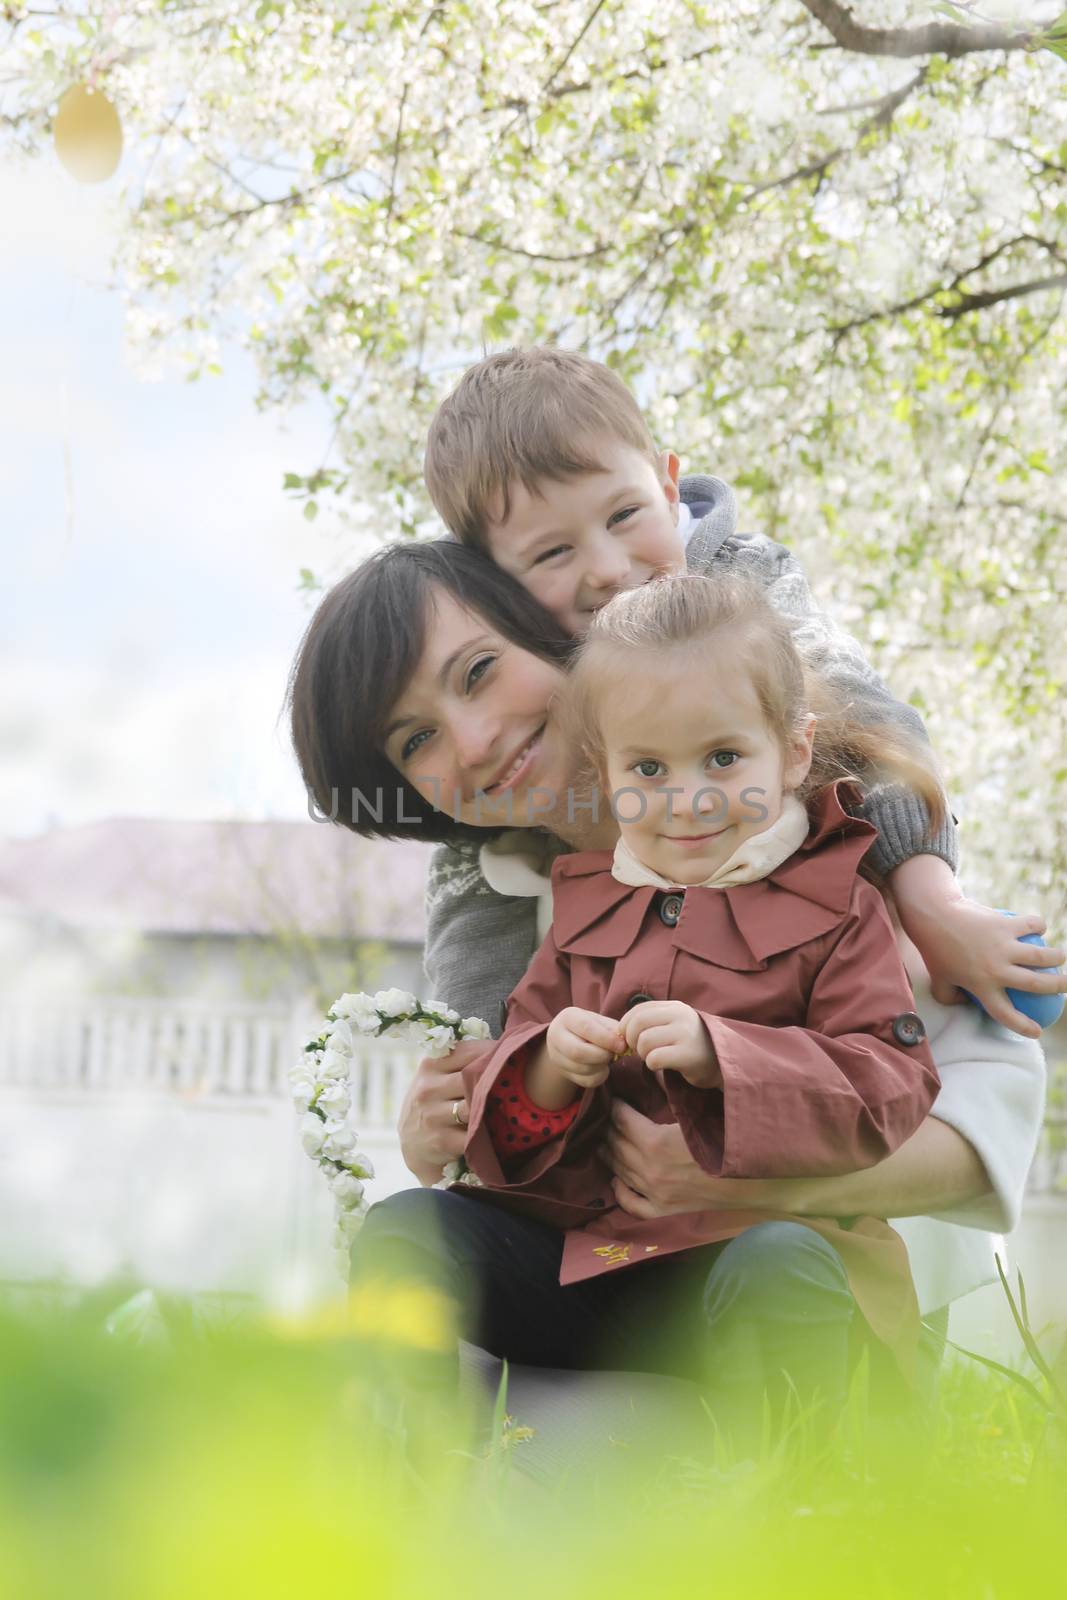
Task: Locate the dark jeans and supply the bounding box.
[353,1189,925,1448]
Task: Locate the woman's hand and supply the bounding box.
[602,1101,764,1217]
[397,1040,494,1186]
[604,1100,993,1222]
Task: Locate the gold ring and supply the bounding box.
[450,1099,464,1126]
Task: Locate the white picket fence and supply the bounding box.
[0,995,425,1302]
[1,995,1064,1194]
[0,997,420,1133]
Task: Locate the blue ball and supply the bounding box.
[962,911,1065,1030]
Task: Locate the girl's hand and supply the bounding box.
[545,1007,624,1090]
[397,1040,494,1184]
[621,1001,721,1088]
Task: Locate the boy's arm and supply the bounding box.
[695,535,1065,1031]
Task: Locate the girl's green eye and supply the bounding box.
[635,759,662,779]
[711,751,738,769]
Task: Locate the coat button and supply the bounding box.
[659,892,684,927]
[625,992,654,1011]
[589,1197,606,1208]
[891,1011,926,1047]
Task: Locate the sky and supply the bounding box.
[1,153,383,840]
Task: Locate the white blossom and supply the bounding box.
[335,1206,368,1240]
[316,1080,351,1116]
[317,1048,351,1081]
[422,1024,457,1058]
[424,1001,461,1023]
[322,1016,355,1053]
[321,1119,358,1161]
[460,1017,492,1041]
[289,1074,317,1113]
[299,1114,327,1158]
[333,993,383,1034]
[372,988,418,1016]
[330,1171,366,1209]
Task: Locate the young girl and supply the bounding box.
[459,572,943,1386]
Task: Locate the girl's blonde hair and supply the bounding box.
[560,573,945,885]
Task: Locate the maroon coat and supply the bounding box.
[461,782,940,1363]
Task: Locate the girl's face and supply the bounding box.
[383,588,575,829]
[599,651,815,885]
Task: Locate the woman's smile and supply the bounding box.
[384,589,571,827]
[483,725,547,795]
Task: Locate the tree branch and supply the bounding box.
[941,271,1067,319]
[749,66,926,197]
[797,0,1036,58]
[540,0,608,99]
[830,237,1067,337]
[454,230,611,264]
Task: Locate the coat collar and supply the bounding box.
[551,781,878,967]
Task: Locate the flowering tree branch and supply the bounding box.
[4,0,1067,923]
[798,0,1038,58]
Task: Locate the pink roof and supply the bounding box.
[0,819,436,942]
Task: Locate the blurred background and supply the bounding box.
[1,0,1064,1353]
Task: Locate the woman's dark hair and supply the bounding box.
[288,539,575,843]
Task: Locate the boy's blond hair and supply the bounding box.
[424,347,658,549]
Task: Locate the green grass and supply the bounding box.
[0,1283,1063,1600]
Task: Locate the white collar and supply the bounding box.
[610,795,811,891]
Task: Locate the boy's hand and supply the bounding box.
[545,1007,625,1090]
[890,856,1066,1039]
[621,1001,721,1088]
[905,896,1065,1039]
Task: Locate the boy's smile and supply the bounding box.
[484,439,687,638]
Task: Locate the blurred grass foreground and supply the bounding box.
[1,1280,1065,1600]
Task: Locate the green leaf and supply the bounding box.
[303,500,318,521]
[1040,7,1067,39]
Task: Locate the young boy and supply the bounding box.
[422,345,1065,1041]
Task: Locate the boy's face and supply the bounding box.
[485,439,686,638]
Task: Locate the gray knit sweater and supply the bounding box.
[424,475,958,1032]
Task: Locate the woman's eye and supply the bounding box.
[465,655,494,690]
[401,728,432,762]
[533,545,569,566]
[710,751,738,769]
[634,759,663,779]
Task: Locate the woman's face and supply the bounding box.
[382,588,575,829]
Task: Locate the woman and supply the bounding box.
[289,539,1046,1425]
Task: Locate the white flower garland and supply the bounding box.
[290,989,490,1278]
